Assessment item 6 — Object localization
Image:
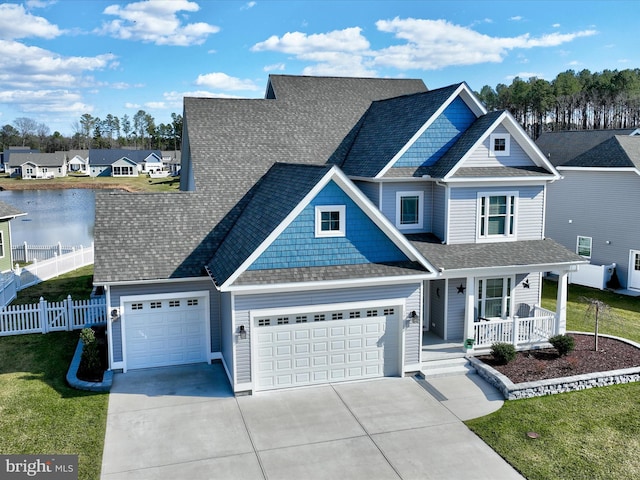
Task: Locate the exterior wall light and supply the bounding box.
[237,325,247,340]
[410,311,419,324]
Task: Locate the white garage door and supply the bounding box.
[255,305,399,391]
[124,296,207,370]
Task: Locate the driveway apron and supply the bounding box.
[101,363,522,479]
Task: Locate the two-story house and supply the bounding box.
[538,129,640,291]
[94,75,584,394]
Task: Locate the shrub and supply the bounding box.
[79,327,101,376]
[549,334,575,356]
[491,342,516,364]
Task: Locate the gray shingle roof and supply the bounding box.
[95,76,428,283]
[335,84,463,177]
[563,135,640,168]
[8,152,66,167]
[233,261,429,286]
[535,129,637,166]
[407,235,585,271]
[206,163,333,286]
[89,149,161,166]
[0,200,25,220]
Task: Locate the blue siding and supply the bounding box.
[248,180,409,270]
[393,97,476,168]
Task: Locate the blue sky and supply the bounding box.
[1,0,637,135]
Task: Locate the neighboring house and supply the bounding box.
[88,149,163,177]
[94,75,584,394]
[8,152,67,178]
[162,150,181,175]
[539,129,640,290]
[1,146,38,173]
[66,152,89,173]
[0,201,26,272]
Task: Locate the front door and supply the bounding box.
[629,251,640,290]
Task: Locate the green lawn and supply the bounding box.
[0,173,180,192]
[0,332,108,480]
[1,265,107,480]
[467,280,640,479]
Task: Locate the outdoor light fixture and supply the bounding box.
[110,308,119,320]
[410,311,419,324]
[238,325,247,340]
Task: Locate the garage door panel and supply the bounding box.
[255,307,399,391]
[124,296,207,370]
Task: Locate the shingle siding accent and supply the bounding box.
[394,97,476,169]
[247,180,409,270]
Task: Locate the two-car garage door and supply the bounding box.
[123,294,208,370]
[254,305,400,391]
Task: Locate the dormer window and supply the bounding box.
[315,205,345,237]
[490,133,510,156]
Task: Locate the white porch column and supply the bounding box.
[556,271,569,334]
[464,276,476,350]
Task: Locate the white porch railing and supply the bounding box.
[0,295,106,337]
[473,306,557,349]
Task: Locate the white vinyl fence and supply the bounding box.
[0,295,106,337]
[14,243,94,291]
[12,241,83,263]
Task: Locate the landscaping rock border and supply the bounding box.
[469,332,640,400]
[66,338,113,393]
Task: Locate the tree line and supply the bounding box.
[476,68,640,139]
[0,110,183,153]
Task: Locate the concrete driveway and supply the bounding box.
[101,363,521,479]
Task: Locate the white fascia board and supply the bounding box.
[330,168,437,273]
[558,166,640,175]
[222,273,435,294]
[0,212,27,220]
[437,260,588,278]
[348,175,430,183]
[376,83,484,179]
[443,177,554,186]
[221,168,338,289]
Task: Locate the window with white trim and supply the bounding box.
[477,277,513,319]
[577,236,592,258]
[395,191,423,229]
[478,192,517,239]
[315,205,345,237]
[490,133,510,156]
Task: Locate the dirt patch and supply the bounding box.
[477,334,640,383]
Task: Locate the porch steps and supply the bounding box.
[421,357,476,378]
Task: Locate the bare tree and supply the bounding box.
[13,117,38,146]
[580,297,612,351]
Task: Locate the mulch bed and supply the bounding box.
[477,334,640,383]
[76,325,109,383]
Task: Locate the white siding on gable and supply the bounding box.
[462,125,536,169]
[448,185,545,244]
[380,182,432,234]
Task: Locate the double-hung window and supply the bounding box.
[577,236,592,258]
[477,277,513,319]
[478,192,517,240]
[315,205,345,237]
[395,191,423,230]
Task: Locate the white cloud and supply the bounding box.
[373,17,598,70]
[241,2,256,10]
[510,16,524,21]
[552,23,561,28]
[125,102,141,109]
[0,40,118,89]
[506,72,545,81]
[194,72,260,91]
[251,18,597,76]
[0,3,63,40]
[99,0,219,46]
[0,89,91,114]
[264,63,286,72]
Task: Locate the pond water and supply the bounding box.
[0,189,96,247]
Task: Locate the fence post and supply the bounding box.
[66,295,74,331]
[39,296,48,334]
[57,242,62,256]
[23,241,28,263]
[512,316,519,348]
